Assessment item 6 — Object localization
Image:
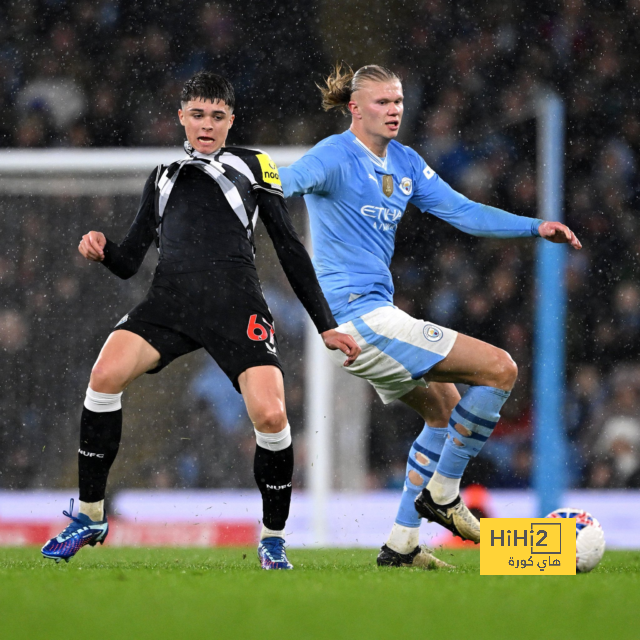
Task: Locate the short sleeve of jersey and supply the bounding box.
[245,151,284,197]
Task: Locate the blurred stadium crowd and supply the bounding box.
[1,0,640,492]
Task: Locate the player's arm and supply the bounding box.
[279,146,341,198]
[257,190,360,365]
[78,169,157,279]
[411,159,581,249]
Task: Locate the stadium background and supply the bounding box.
[1,0,639,519]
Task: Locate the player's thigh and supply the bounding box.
[425,332,517,390]
[399,382,461,428]
[238,365,287,433]
[325,306,458,405]
[90,329,161,393]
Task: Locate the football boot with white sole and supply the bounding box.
[257,536,293,570]
[41,498,109,563]
[377,544,454,569]
[415,488,480,543]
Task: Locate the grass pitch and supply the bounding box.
[1,547,638,640]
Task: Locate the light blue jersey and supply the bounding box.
[280,129,542,324]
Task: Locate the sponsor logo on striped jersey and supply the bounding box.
[256,153,281,185]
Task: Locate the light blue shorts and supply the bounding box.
[327,305,457,404]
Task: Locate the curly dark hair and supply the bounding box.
[181,71,235,111]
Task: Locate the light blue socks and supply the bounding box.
[395,424,448,528]
[436,385,510,480]
[393,385,510,541]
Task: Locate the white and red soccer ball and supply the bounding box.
[546,508,606,573]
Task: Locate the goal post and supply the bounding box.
[532,92,568,517]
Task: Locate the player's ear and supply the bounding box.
[178,109,185,126]
[228,113,235,129]
[348,100,361,119]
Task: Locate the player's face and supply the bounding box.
[178,98,235,154]
[349,80,404,141]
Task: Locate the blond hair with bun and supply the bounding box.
[318,63,400,114]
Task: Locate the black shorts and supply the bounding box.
[114,267,283,392]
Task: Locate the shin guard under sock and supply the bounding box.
[254,443,294,531]
[78,407,122,503]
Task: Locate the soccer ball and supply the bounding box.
[546,508,606,573]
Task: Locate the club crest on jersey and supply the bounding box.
[382,175,394,197]
[423,324,443,342]
[399,177,412,195]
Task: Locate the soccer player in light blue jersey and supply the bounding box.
[279,64,582,569]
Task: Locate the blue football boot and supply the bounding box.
[257,536,293,570]
[41,498,109,563]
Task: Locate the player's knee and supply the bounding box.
[254,406,287,434]
[89,362,127,394]
[494,350,518,391]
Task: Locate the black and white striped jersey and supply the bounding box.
[101,145,337,333]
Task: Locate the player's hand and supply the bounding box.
[79,231,107,261]
[321,329,361,367]
[538,221,582,249]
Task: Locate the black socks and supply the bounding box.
[78,405,293,532]
[78,407,122,503]
[253,443,294,531]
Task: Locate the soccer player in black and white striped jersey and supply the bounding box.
[41,71,360,569]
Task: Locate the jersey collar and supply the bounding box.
[184,140,223,162]
[345,130,389,172]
